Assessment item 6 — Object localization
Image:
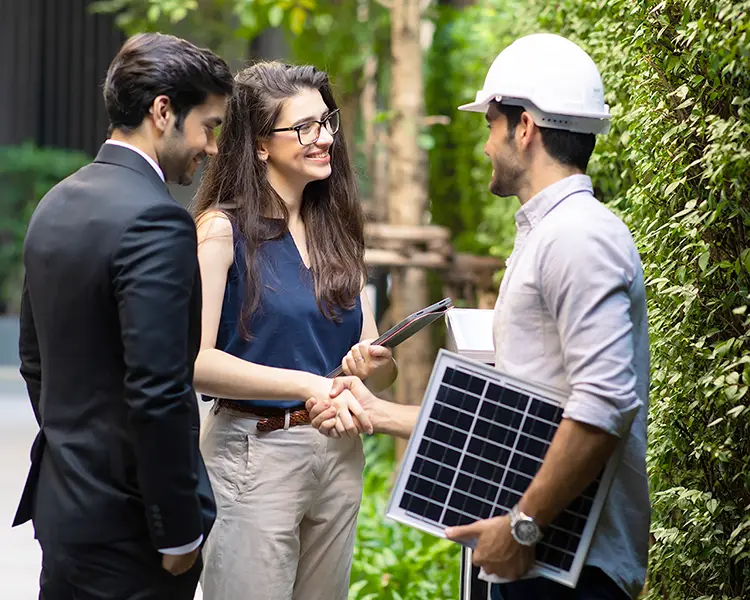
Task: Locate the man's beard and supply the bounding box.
[159,132,200,186]
[489,138,523,198]
[160,149,197,186]
[489,163,522,198]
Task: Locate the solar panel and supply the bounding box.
[386,349,623,589]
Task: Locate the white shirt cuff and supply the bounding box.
[158,534,203,555]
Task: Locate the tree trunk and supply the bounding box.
[339,87,360,161]
[361,53,382,218]
[388,0,431,459]
[389,0,427,225]
[391,268,430,458]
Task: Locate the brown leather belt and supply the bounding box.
[216,399,311,432]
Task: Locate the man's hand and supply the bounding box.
[327,386,373,438]
[161,547,200,576]
[341,340,393,381]
[307,376,378,437]
[445,515,535,580]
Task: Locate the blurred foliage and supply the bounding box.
[284,0,391,98]
[91,0,394,200]
[92,0,323,41]
[351,434,460,599]
[0,144,91,313]
[284,0,392,200]
[425,0,536,267]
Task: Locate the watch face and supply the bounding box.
[515,520,539,544]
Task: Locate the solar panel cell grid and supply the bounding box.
[388,350,622,588]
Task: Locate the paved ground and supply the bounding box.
[0,317,20,365]
[0,371,207,599]
[0,374,42,599]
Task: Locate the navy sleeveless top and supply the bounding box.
[211,219,363,409]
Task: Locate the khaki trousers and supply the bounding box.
[199,404,365,600]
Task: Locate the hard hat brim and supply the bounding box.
[457,93,612,134]
[457,101,489,113]
[457,92,496,113]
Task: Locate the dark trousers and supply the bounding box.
[492,567,630,600]
[38,537,202,600]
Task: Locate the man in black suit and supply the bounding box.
[13,32,234,599]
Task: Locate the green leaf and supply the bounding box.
[741,249,750,274]
[418,133,436,150]
[715,339,736,357]
[289,6,307,34]
[707,498,719,514]
[698,250,710,272]
[170,6,188,22]
[665,180,683,196]
[727,405,745,418]
[268,4,284,27]
[146,4,161,22]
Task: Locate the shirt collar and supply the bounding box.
[104,139,165,183]
[514,174,593,231]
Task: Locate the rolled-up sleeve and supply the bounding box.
[537,224,642,437]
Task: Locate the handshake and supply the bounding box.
[307,339,395,438]
[306,376,381,438]
[306,340,418,440]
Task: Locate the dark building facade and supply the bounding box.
[0,0,124,156]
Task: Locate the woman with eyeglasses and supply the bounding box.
[190,62,397,600]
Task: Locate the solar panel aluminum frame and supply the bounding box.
[385,349,625,589]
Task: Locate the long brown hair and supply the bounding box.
[191,61,366,334]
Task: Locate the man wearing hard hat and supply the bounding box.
[306,33,650,600]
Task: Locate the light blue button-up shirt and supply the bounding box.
[493,174,650,598]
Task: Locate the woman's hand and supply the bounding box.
[341,340,393,381]
[305,375,372,438]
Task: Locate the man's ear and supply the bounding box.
[149,95,173,133]
[517,111,537,150]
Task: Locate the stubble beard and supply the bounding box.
[490,165,521,199]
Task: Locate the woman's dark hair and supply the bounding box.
[493,101,596,172]
[104,32,234,131]
[192,61,366,335]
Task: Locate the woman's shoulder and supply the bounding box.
[196,209,234,240]
[195,210,236,272]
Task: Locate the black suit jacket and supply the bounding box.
[13,143,216,551]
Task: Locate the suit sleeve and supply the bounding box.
[112,203,203,550]
[19,276,42,425]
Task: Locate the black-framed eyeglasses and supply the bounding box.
[271,109,341,146]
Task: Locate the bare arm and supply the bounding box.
[369,397,418,439]
[193,213,331,403]
[307,376,417,439]
[518,419,617,526]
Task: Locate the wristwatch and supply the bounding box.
[509,504,543,546]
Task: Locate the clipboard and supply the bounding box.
[326,297,453,378]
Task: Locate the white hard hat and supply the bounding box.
[458,33,611,134]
